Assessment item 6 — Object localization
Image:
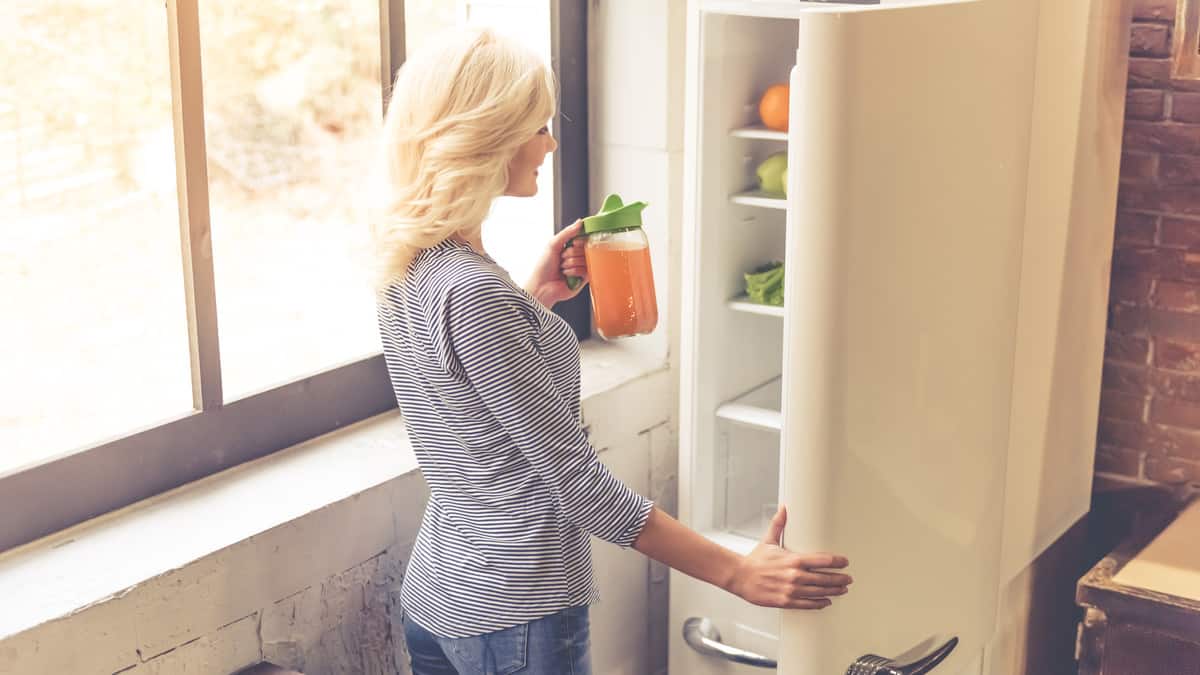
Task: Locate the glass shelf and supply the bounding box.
[728,296,784,317]
[730,124,788,141]
[716,377,782,431]
[730,190,787,209]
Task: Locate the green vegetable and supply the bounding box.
[744,261,784,307]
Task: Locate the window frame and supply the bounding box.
[0,0,589,553]
[550,0,593,339]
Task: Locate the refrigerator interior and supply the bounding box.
[686,11,794,550]
[673,10,799,674]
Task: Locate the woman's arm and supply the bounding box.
[633,505,852,609]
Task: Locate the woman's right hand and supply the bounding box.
[727,505,852,610]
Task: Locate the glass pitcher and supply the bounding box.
[568,194,659,340]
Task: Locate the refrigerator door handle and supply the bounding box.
[846,636,959,675]
[682,617,778,669]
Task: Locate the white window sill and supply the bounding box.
[0,340,669,644]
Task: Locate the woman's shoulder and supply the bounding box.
[408,242,534,318]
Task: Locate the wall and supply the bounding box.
[588,3,687,672]
[990,1,1200,673]
[1099,0,1200,490]
[588,0,686,375]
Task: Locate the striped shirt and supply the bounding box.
[377,238,654,638]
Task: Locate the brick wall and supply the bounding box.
[1099,0,1200,487]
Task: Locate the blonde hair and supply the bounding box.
[370,28,557,290]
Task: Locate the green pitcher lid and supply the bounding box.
[582,194,648,234]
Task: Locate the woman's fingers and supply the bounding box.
[788,598,833,610]
[795,553,849,570]
[552,220,584,248]
[561,243,588,283]
[798,571,853,587]
[790,585,848,600]
[736,545,852,609]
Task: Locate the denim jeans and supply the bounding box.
[402,605,592,675]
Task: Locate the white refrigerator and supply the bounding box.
[671,0,1131,673]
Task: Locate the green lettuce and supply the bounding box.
[744,261,784,307]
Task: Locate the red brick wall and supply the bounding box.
[1099,0,1200,487]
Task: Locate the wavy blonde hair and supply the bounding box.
[370,28,557,290]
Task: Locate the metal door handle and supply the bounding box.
[846,636,958,675]
[683,617,956,674]
[683,617,778,669]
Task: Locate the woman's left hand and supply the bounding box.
[525,220,588,308]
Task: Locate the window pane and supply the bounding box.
[199,1,385,401]
[405,0,556,288]
[0,2,193,474]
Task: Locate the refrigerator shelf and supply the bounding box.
[728,296,784,317]
[730,125,788,141]
[730,190,788,210]
[716,377,782,431]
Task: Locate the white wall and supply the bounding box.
[588,0,686,374]
[587,2,687,672]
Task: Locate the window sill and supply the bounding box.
[0,340,669,644]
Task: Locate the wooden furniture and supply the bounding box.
[1077,497,1200,675]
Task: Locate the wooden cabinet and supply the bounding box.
[1077,498,1200,675]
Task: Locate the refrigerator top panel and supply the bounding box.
[701,0,973,19]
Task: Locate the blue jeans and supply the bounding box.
[401,605,592,675]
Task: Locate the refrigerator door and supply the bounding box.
[778,1,1040,674]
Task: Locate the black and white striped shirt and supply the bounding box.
[377,238,654,638]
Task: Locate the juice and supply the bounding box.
[585,240,658,339]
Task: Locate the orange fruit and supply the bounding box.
[758,84,789,131]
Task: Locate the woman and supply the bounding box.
[372,28,852,675]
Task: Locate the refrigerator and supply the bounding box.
[670,0,1131,673]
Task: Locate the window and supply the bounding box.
[2,2,194,481]
[199,1,387,400]
[0,0,589,552]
